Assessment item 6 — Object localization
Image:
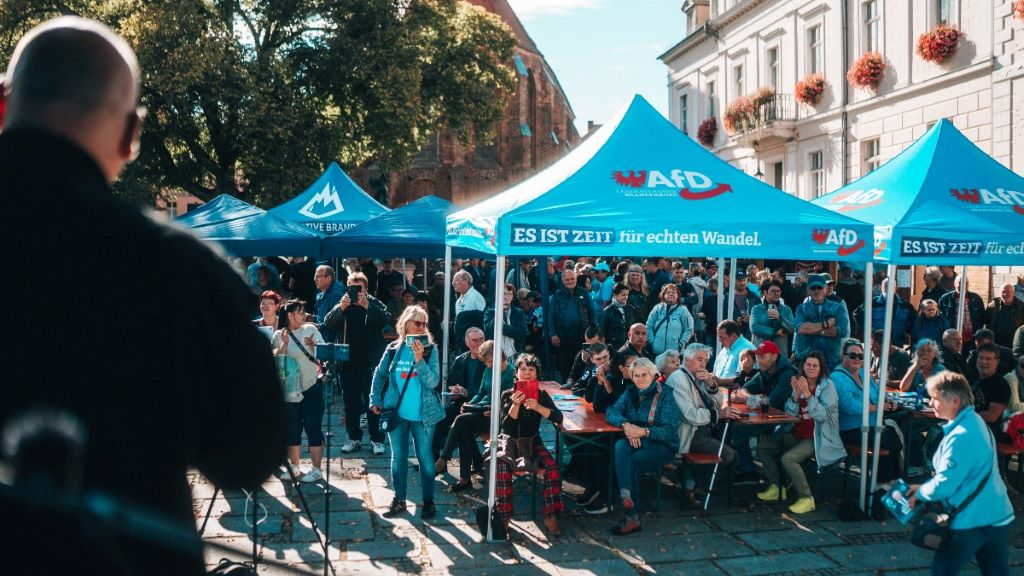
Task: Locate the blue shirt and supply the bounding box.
[793,297,850,370]
[831,366,880,432]
[714,336,755,379]
[315,282,344,340]
[918,407,1015,530]
[394,346,423,422]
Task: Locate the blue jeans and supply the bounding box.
[932,524,1010,576]
[386,419,436,503]
[614,439,674,510]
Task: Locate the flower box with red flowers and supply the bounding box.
[794,74,826,106]
[917,25,963,64]
[847,52,885,90]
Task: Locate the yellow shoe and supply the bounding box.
[789,497,816,514]
[756,484,787,501]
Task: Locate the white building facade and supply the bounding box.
[660,0,1023,201]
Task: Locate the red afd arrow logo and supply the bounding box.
[679,183,732,200]
[837,238,866,256]
[1013,205,1024,216]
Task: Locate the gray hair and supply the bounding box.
[630,357,657,377]
[655,349,681,372]
[683,342,712,360]
[464,327,484,341]
[926,371,974,410]
[913,338,940,358]
[942,329,961,344]
[453,269,473,285]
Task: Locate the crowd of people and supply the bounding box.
[249,255,1021,545]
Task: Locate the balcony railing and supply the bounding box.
[730,93,797,146]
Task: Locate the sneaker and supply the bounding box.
[788,497,816,514]
[610,516,642,536]
[340,440,362,453]
[583,501,610,515]
[421,501,437,520]
[371,441,386,456]
[383,499,407,519]
[756,484,787,502]
[575,489,600,507]
[300,468,323,483]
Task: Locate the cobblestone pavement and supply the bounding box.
[193,396,1023,575]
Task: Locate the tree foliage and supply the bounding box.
[0,0,517,206]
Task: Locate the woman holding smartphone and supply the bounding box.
[370,306,444,519]
[493,354,564,536]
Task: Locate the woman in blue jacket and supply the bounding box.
[606,357,683,535]
[646,283,694,355]
[908,372,1014,576]
[370,306,444,520]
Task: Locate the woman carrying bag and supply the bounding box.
[272,299,326,483]
[370,306,444,520]
[906,372,1014,576]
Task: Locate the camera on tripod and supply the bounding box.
[315,343,349,362]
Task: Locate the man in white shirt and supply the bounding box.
[454,269,486,314]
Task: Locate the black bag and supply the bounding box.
[207,559,257,576]
[461,403,489,414]
[496,434,538,473]
[909,430,995,551]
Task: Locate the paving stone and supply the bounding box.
[613,533,752,564]
[817,520,909,537]
[708,512,800,533]
[642,560,726,575]
[200,513,285,538]
[574,513,714,537]
[821,543,933,571]
[713,551,837,575]
[259,541,341,563]
[512,540,620,565]
[344,538,423,561]
[426,542,521,571]
[735,528,845,552]
[552,558,644,576]
[293,511,374,542]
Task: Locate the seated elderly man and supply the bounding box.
[965,328,1015,379]
[939,329,970,377]
[669,343,735,508]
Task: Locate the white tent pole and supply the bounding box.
[715,257,725,356]
[442,246,452,383]
[858,262,873,511]
[486,255,507,541]
[870,264,897,495]
[727,258,738,321]
[957,265,968,333]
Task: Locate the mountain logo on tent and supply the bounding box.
[812,228,865,257]
[826,188,884,212]
[950,187,1024,215]
[298,182,345,219]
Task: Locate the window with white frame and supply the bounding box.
[937,0,957,25]
[733,64,744,99]
[807,25,823,74]
[808,150,825,197]
[862,0,880,53]
[862,138,881,173]
[766,47,780,90]
[680,93,689,134]
[707,80,717,118]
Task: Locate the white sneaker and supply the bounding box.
[300,468,323,483]
[371,441,386,456]
[340,440,362,453]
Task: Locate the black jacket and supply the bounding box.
[448,351,485,398]
[483,305,529,353]
[601,302,640,351]
[323,294,391,364]
[0,129,284,576]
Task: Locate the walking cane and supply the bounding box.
[703,419,731,511]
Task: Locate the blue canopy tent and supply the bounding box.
[446,95,876,537]
[322,195,485,259]
[813,119,1024,506]
[268,162,390,234]
[175,193,263,228]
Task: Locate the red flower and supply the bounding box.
[795,74,826,106]
[847,52,886,90]
[697,117,717,147]
[917,25,963,63]
[723,96,754,134]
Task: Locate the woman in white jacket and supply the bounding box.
[647,284,694,355]
[667,343,735,507]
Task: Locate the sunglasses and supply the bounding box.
[410,320,427,328]
[846,353,864,360]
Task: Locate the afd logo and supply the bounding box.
[812,228,866,257]
[825,188,885,212]
[612,170,732,200]
[950,187,1024,215]
[298,182,345,219]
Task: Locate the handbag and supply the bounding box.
[910,430,995,551]
[287,328,326,385]
[496,433,538,473]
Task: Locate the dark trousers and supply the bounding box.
[555,341,581,383]
[730,426,757,473]
[342,361,382,443]
[433,398,466,459]
[932,524,1010,576]
[440,411,489,481]
[568,444,611,503]
[840,428,902,481]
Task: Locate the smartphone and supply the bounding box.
[405,334,431,348]
[346,284,362,302]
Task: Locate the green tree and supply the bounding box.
[0,0,516,207]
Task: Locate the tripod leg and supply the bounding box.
[198,486,221,537]
[287,465,336,576]
[251,488,259,568]
[324,431,332,576]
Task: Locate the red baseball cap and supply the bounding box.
[755,341,780,356]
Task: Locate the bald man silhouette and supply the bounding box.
[0,17,284,575]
